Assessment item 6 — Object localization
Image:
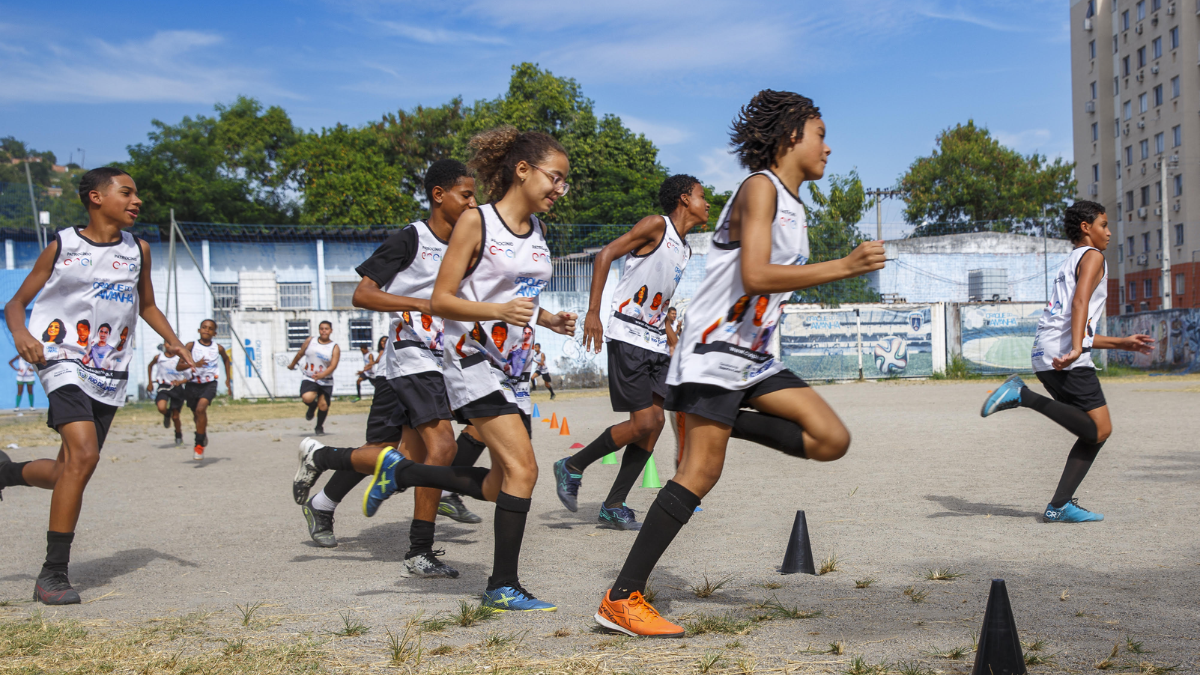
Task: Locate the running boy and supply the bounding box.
[9,355,37,410]
[594,91,885,636]
[288,320,338,435]
[354,343,377,401]
[981,201,1152,522]
[184,319,232,460]
[555,174,709,530]
[361,126,576,611]
[529,343,554,398]
[147,344,189,445]
[0,167,194,604]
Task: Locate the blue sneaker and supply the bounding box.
[553,457,582,512]
[482,584,557,612]
[362,449,410,517]
[598,504,642,531]
[1044,499,1104,523]
[980,374,1025,417]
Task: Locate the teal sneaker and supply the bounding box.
[981,374,1025,417]
[1044,499,1104,523]
[482,584,557,612]
[362,449,411,517]
[553,457,582,512]
[598,504,642,531]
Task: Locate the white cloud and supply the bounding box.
[914,6,1032,32]
[373,20,507,45]
[994,128,1053,153]
[697,147,744,193]
[620,115,689,146]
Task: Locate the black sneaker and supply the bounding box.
[438,494,483,524]
[302,497,337,547]
[34,572,81,605]
[400,550,459,579]
[0,448,10,501]
[162,411,171,428]
[174,433,183,446]
[314,426,325,436]
[550,391,556,400]
[305,405,316,421]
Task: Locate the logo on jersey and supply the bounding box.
[92,280,136,304]
[531,252,549,262]
[514,276,548,298]
[111,260,138,271]
[488,245,515,258]
[421,250,442,262]
[62,256,92,267]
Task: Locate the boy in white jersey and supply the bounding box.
[291,160,484,577]
[9,355,37,410]
[981,201,1153,523]
[0,167,194,604]
[554,175,709,530]
[529,343,554,397]
[147,343,189,445]
[354,344,375,401]
[184,319,232,460]
[595,91,885,637]
[288,320,339,435]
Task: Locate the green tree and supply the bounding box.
[899,120,1075,237]
[794,170,881,306]
[293,124,418,226]
[374,98,469,207]
[0,137,57,187]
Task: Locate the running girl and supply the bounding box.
[147,343,189,445]
[288,320,339,435]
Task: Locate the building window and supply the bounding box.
[1153,84,1162,107]
[1137,0,1145,21]
[1145,279,1154,299]
[1115,118,1122,139]
[1140,139,1150,159]
[1174,173,1183,196]
[211,283,239,339]
[348,319,372,349]
[1157,228,1163,249]
[330,281,357,310]
[1128,236,1135,256]
[1141,185,1151,206]
[1114,34,1120,54]
[1172,76,1180,98]
[1092,122,1099,141]
[1152,37,1162,60]
[278,282,312,310]
[1126,190,1135,211]
[1129,280,1137,300]
[287,320,310,350]
[1152,0,1161,11]
[1170,26,1179,50]
[1172,125,1182,148]
[1139,93,1148,113]
[1137,46,1145,69]
[1122,10,1129,30]
[1123,55,1131,77]
[1175,222,1185,246]
[1125,146,1134,166]
[1092,163,1100,182]
[1090,81,1097,99]
[1155,132,1164,154]
[1156,180,1163,202]
[1176,272,1186,296]
[1143,232,1151,252]
[1123,99,1132,119]
[1119,243,1125,262]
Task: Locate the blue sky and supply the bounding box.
[0,1,1071,235]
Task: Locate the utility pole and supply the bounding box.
[22,159,44,249]
[1160,155,1176,310]
[866,188,905,240]
[77,148,85,170]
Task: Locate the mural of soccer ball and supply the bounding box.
[874,336,908,374]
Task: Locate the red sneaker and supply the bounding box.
[193,445,204,461]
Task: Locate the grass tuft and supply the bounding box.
[685,612,753,636]
[220,638,247,655]
[419,613,452,633]
[690,572,734,598]
[827,641,845,655]
[1023,637,1047,652]
[757,581,783,590]
[1126,636,1149,654]
[922,567,964,581]
[427,644,454,656]
[453,601,498,627]
[331,610,369,637]
[480,629,526,650]
[1024,652,1054,666]
[818,552,840,575]
[845,655,890,675]
[552,627,571,637]
[643,582,658,604]
[1137,663,1179,674]
[385,618,422,666]
[234,601,265,627]
[895,662,936,675]
[902,586,928,603]
[854,577,877,589]
[751,595,822,621]
[922,644,970,660]
[697,650,725,674]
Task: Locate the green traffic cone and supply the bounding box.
[641,453,662,489]
[601,452,618,464]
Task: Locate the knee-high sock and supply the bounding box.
[396,460,489,501]
[605,444,651,508]
[611,480,701,600]
[731,411,806,458]
[452,432,487,467]
[315,408,329,429]
[568,426,618,473]
[313,446,358,472]
[321,470,367,504]
[1050,439,1105,507]
[487,492,530,590]
[41,531,74,577]
[0,460,30,489]
[406,518,436,558]
[356,380,362,398]
[1019,387,1098,442]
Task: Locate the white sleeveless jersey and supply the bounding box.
[15,358,35,382]
[302,339,336,385]
[30,227,141,406]
[443,204,552,414]
[361,351,377,378]
[1031,246,1108,372]
[155,355,186,386]
[383,221,447,378]
[190,341,221,383]
[605,216,691,354]
[668,171,809,389]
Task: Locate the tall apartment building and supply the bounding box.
[1071,0,1200,314]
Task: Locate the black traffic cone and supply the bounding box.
[778,510,817,575]
[971,579,1026,675]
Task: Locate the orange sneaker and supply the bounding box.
[594,589,685,638]
[193,445,204,461]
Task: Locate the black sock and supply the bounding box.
[605,444,652,508]
[316,409,328,429]
[1050,439,1105,508]
[195,432,207,447]
[0,460,30,489]
[486,492,530,590]
[546,383,555,396]
[452,432,487,467]
[1019,387,1098,442]
[41,531,74,578]
[731,411,807,458]
[322,470,367,503]
[356,381,362,397]
[611,480,700,601]
[568,426,618,473]
[397,461,489,500]
[406,519,436,559]
[313,446,358,472]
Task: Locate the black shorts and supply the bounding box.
[1035,368,1107,412]
[388,371,453,429]
[299,380,333,403]
[46,385,118,451]
[665,369,810,426]
[535,372,551,383]
[184,381,218,410]
[365,376,404,444]
[607,340,670,412]
[155,384,184,410]
[452,391,532,438]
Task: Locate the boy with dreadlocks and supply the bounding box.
[594,91,886,637]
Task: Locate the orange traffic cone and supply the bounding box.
[549,413,558,429]
[559,418,571,436]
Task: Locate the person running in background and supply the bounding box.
[9,355,37,411]
[555,174,708,531]
[288,321,339,435]
[529,342,555,399]
[354,343,377,401]
[184,319,232,460]
[147,344,189,445]
[981,200,1153,523]
[0,167,194,604]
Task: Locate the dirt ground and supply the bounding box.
[1,376,1197,674]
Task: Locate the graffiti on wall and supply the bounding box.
[1107,309,1200,372]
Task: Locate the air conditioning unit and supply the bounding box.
[1138,206,1149,217]
[1155,206,1163,215]
[1137,72,1145,81]
[1156,251,1164,260]
[1138,120,1146,128]
[1168,3,1176,15]
[1152,15,1159,25]
[1174,203,1181,211]
[1137,253,1149,265]
[1084,17,1094,30]
[1089,183,1100,195]
[1136,23,1144,33]
[1086,100,1096,113]
[1152,65,1160,74]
